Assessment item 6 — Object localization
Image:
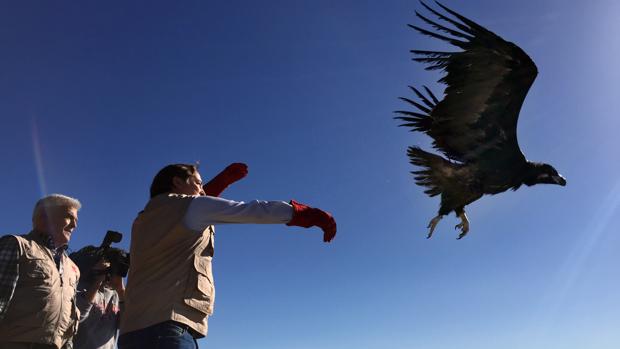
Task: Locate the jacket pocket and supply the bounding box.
[22,258,54,287]
[183,255,214,315]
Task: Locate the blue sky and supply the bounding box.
[1,1,619,348]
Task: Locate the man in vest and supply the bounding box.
[118,163,337,349]
[0,194,82,349]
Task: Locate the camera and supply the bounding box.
[98,230,130,278]
[70,230,130,282]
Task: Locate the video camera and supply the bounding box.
[69,230,130,282]
[98,230,130,278]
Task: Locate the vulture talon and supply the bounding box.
[426,215,443,239]
[455,211,470,239]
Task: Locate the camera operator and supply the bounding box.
[70,246,126,349]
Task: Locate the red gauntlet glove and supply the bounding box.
[202,163,249,197]
[286,200,337,242]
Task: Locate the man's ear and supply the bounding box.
[171,176,185,190]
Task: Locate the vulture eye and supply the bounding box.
[537,173,550,180]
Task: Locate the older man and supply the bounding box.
[0,194,82,349]
[118,163,336,349]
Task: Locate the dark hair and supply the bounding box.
[150,164,198,198]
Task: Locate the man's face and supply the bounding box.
[43,206,78,247]
[173,171,204,196]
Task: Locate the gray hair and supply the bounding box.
[32,194,82,223]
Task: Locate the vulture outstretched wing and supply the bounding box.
[396,1,538,170]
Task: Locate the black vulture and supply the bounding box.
[395,1,566,239]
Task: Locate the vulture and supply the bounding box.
[395,1,566,239]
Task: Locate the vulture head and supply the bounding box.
[523,162,567,187]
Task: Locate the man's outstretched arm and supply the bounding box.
[202,163,248,197]
[185,196,337,242]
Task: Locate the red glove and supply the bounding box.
[286,200,337,243]
[202,163,249,197]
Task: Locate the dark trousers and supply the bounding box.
[118,321,199,349]
[0,343,71,349]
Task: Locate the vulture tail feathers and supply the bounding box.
[406,147,453,197]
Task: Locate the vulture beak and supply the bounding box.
[552,175,567,186]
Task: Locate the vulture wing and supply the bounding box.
[396,1,538,170]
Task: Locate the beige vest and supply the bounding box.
[0,232,80,348]
[120,194,215,337]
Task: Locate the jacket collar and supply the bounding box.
[26,230,68,255]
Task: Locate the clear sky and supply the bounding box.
[1,1,619,348]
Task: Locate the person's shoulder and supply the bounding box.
[164,193,198,201]
[150,193,195,203]
[0,234,24,258]
[0,234,21,248]
[143,193,196,211]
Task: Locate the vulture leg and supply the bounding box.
[426,214,443,239]
[455,210,470,239]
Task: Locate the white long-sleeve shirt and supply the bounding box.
[183,196,293,231]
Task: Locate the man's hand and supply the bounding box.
[203,163,249,197]
[92,259,110,285]
[109,274,126,301]
[286,200,337,243]
[85,259,110,304]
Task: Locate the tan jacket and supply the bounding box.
[0,231,80,349]
[120,194,215,337]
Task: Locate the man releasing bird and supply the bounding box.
[395,1,566,239]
